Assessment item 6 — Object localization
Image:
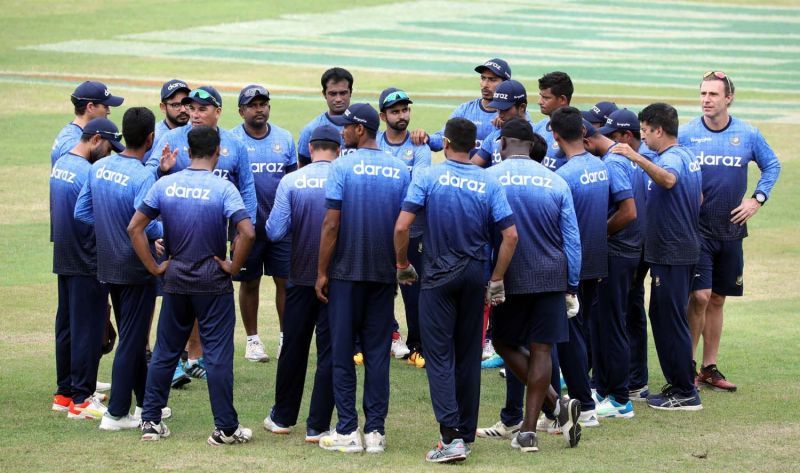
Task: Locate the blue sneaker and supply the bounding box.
[426,438,467,463]
[171,362,191,389]
[481,353,504,369]
[185,359,207,380]
[597,395,635,418]
[647,386,702,411]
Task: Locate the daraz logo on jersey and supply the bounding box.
[580,168,608,185]
[213,168,231,180]
[294,173,326,189]
[695,151,742,168]
[353,160,401,179]
[497,172,553,188]
[252,162,284,174]
[438,170,486,193]
[165,182,210,200]
[95,165,130,186]
[50,165,76,184]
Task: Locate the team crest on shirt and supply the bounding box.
[736,275,743,286]
[405,149,413,157]
[273,143,282,153]
[730,136,741,146]
[654,276,661,287]
[220,147,229,156]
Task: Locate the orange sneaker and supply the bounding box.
[68,396,107,420]
[52,394,72,412]
[697,365,737,392]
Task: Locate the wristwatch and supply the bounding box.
[753,191,767,206]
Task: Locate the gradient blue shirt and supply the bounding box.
[326,149,410,284]
[144,119,183,163]
[428,99,499,152]
[51,123,82,167]
[475,118,535,168]
[603,147,644,258]
[231,123,297,240]
[297,112,352,165]
[402,160,514,289]
[556,152,609,280]
[533,118,568,171]
[50,153,96,276]
[139,168,249,295]
[267,160,331,286]
[74,154,163,284]
[644,144,703,266]
[377,131,432,238]
[487,157,581,293]
[679,116,780,240]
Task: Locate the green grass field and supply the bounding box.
[1,1,799,471]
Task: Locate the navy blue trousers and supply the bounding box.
[501,370,524,425]
[398,235,423,352]
[142,292,238,430]
[552,279,596,412]
[55,275,108,403]
[419,260,484,443]
[271,284,333,432]
[591,255,639,403]
[327,279,393,435]
[107,283,156,417]
[627,256,650,390]
[648,264,697,397]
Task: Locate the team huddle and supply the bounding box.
[49,59,780,462]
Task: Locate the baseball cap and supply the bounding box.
[598,108,640,135]
[379,87,413,112]
[71,81,124,107]
[474,58,512,80]
[238,84,270,106]
[310,124,342,145]
[329,103,380,132]
[501,118,535,141]
[181,86,222,108]
[582,118,597,138]
[160,79,190,101]
[487,80,527,111]
[581,101,618,124]
[82,118,124,152]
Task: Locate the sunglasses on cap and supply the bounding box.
[703,71,733,94]
[188,89,221,108]
[383,90,410,105]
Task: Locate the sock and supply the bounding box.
[247,334,260,344]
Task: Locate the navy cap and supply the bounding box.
[330,103,380,132]
[487,80,527,110]
[181,85,222,108]
[582,101,618,124]
[474,58,512,80]
[582,118,597,138]
[310,124,342,145]
[160,79,190,101]
[71,81,124,107]
[379,87,413,112]
[598,108,640,135]
[82,118,124,152]
[238,84,270,106]
[501,118,535,141]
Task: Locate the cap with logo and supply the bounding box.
[71,81,124,107]
[160,79,190,101]
[501,118,535,141]
[487,80,527,111]
[597,108,640,135]
[474,58,512,81]
[581,101,618,124]
[582,118,598,138]
[329,103,380,132]
[310,124,342,145]
[181,85,222,108]
[82,117,124,152]
[379,87,413,112]
[238,84,270,106]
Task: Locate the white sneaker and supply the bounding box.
[263,415,293,434]
[67,396,107,420]
[364,431,386,453]
[132,406,172,420]
[99,413,140,431]
[95,381,111,392]
[319,430,364,453]
[245,339,270,362]
[208,425,253,446]
[579,409,600,427]
[92,391,108,402]
[390,336,410,359]
[591,389,604,405]
[481,340,496,360]
[536,414,554,432]
[476,420,522,439]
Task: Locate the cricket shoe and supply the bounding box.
[629,385,650,402]
[364,431,386,453]
[426,438,467,463]
[557,398,582,448]
[512,431,539,453]
[245,339,270,362]
[390,334,410,359]
[52,394,72,412]
[596,396,635,418]
[208,425,253,446]
[171,362,191,389]
[319,430,364,453]
[476,420,521,439]
[99,413,140,431]
[305,427,330,444]
[185,359,207,379]
[141,421,170,441]
[579,409,599,427]
[263,414,293,434]
[481,339,496,360]
[647,385,703,411]
[697,364,737,392]
[67,396,107,420]
[132,406,172,421]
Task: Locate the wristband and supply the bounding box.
[396,261,410,270]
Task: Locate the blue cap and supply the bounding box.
[582,101,618,124]
[379,87,413,112]
[475,58,512,80]
[181,85,222,108]
[238,84,270,106]
[82,118,124,152]
[71,81,124,107]
[582,118,597,138]
[330,103,380,132]
[160,79,190,101]
[310,124,342,145]
[486,80,526,110]
[598,108,640,135]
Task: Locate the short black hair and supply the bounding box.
[364,127,377,140]
[550,106,584,141]
[530,132,548,162]
[122,107,155,149]
[187,125,221,158]
[321,67,354,93]
[538,71,573,102]
[311,140,340,153]
[74,103,88,116]
[638,103,679,138]
[443,118,477,153]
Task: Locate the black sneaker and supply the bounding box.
[141,421,170,441]
[207,425,253,446]
[557,398,581,448]
[515,432,539,453]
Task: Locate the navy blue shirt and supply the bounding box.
[556,152,610,280]
[139,168,249,295]
[604,148,644,258]
[50,153,96,276]
[377,131,432,238]
[325,149,411,284]
[487,157,581,293]
[402,160,514,289]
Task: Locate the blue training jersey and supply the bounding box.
[296,112,353,165]
[145,124,257,223]
[603,147,644,258]
[377,131,432,238]
[267,160,332,286]
[74,154,163,285]
[231,123,297,240]
[139,168,249,295]
[50,153,96,276]
[428,98,499,152]
[533,118,568,171]
[556,152,610,280]
[402,159,514,289]
[487,157,581,293]
[679,116,780,241]
[143,119,183,164]
[51,123,83,167]
[325,148,411,284]
[644,144,703,266]
[475,118,536,168]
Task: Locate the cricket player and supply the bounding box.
[296,67,353,166]
[533,71,574,171]
[473,79,532,168]
[582,101,618,129]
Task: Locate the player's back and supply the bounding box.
[51,153,95,276]
[533,118,567,170]
[604,151,645,257]
[51,123,82,167]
